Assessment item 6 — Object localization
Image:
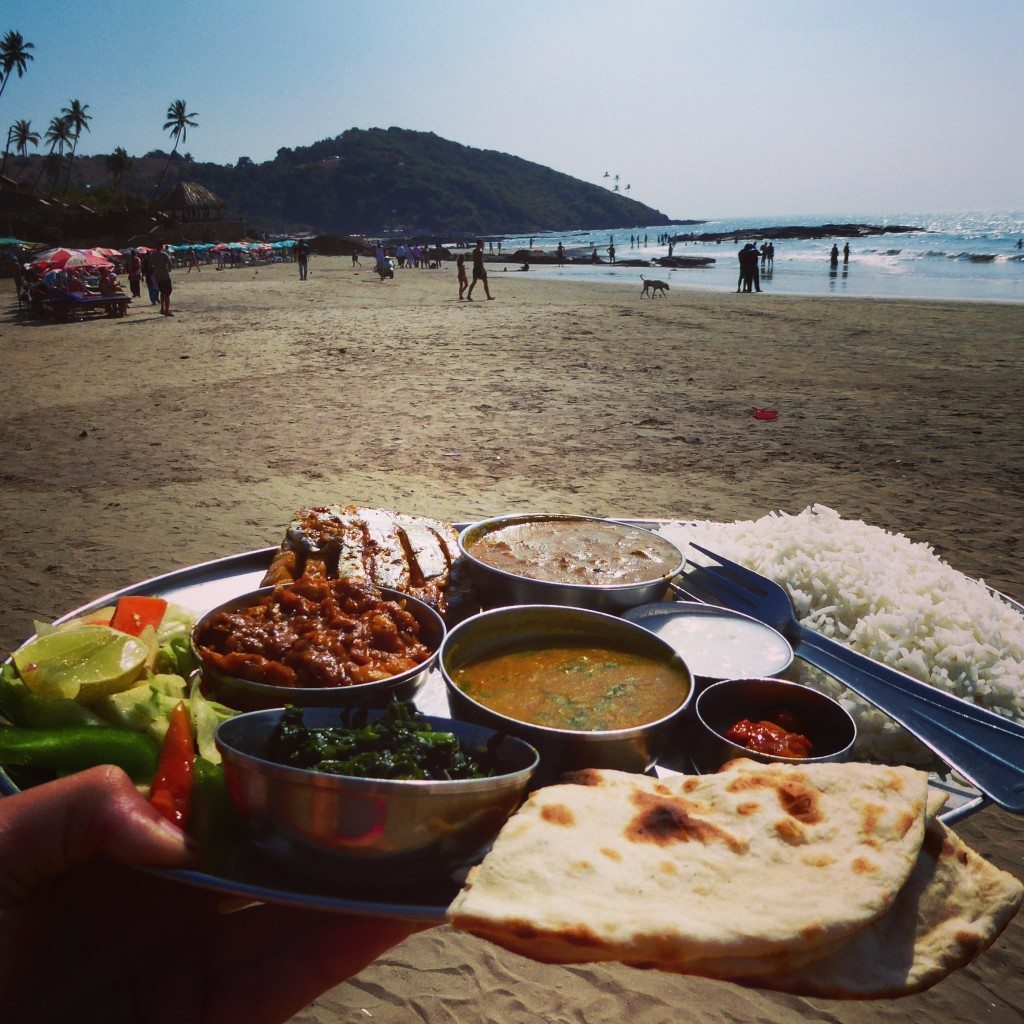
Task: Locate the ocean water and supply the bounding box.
[488,212,1024,303]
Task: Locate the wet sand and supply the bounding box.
[1,257,1022,1023]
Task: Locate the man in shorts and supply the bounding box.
[149,244,174,315]
[466,239,493,300]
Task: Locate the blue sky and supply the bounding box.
[3,1,1022,218]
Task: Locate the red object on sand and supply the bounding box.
[752,408,779,420]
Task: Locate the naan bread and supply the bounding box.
[765,817,1024,997]
[449,761,931,969]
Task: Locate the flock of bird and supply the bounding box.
[602,171,630,193]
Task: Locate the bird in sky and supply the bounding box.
[603,171,610,178]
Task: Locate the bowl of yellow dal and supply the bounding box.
[439,604,694,779]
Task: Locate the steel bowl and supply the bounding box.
[193,585,446,712]
[623,601,794,692]
[439,604,694,781]
[216,707,539,886]
[458,513,684,614]
[691,677,857,773]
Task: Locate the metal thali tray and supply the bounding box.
[0,522,1002,919]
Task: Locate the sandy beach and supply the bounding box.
[2,257,1023,1023]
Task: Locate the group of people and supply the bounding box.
[830,242,851,269]
[126,246,175,314]
[734,240,781,292]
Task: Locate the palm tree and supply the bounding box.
[60,98,91,193]
[41,151,63,192]
[0,117,38,177]
[155,99,198,190]
[106,145,132,208]
[36,114,73,191]
[0,31,35,105]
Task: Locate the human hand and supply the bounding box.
[0,766,424,1024]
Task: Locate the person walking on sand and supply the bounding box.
[149,243,174,316]
[456,253,468,299]
[466,239,493,300]
[296,239,310,280]
[186,247,201,274]
[127,251,142,299]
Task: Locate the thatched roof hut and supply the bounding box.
[153,181,229,224]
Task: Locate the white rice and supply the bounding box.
[657,505,1024,766]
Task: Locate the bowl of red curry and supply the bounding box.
[192,574,446,712]
[691,677,856,773]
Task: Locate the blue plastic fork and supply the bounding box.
[681,543,1024,814]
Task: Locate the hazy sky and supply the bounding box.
[3,1,1022,218]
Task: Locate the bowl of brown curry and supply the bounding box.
[459,514,685,613]
[192,574,445,711]
[439,604,694,779]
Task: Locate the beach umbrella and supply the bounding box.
[88,247,122,259]
[29,247,88,269]
[64,252,114,270]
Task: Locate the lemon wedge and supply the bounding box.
[13,626,149,704]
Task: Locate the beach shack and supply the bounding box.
[151,180,246,243]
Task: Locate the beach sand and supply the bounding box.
[2,257,1022,1022]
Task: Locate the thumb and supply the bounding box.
[0,764,195,906]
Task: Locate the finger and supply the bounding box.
[0,765,195,905]
[204,914,428,1024]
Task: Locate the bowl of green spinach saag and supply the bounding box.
[215,701,539,884]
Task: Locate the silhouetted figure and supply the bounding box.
[556,242,565,266]
[830,244,840,269]
[608,244,616,264]
[457,254,468,300]
[766,242,775,271]
[1016,238,1021,249]
[737,244,761,292]
[843,242,850,264]
[296,239,310,280]
[466,240,493,300]
[760,243,767,269]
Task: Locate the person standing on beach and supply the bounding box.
[142,249,159,305]
[296,239,309,280]
[608,243,616,264]
[556,242,565,266]
[830,244,840,269]
[186,248,201,274]
[766,242,775,271]
[127,252,142,299]
[149,243,174,316]
[466,239,493,300]
[843,242,850,264]
[456,253,468,300]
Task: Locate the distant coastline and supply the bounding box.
[678,223,922,243]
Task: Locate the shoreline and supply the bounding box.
[477,258,1024,306]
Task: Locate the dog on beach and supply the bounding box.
[640,276,669,298]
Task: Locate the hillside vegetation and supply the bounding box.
[7,127,676,237]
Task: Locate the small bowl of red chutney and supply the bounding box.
[691,677,857,773]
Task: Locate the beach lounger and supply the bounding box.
[27,284,130,320]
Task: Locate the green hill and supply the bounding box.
[195,127,676,235]
[7,127,678,236]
